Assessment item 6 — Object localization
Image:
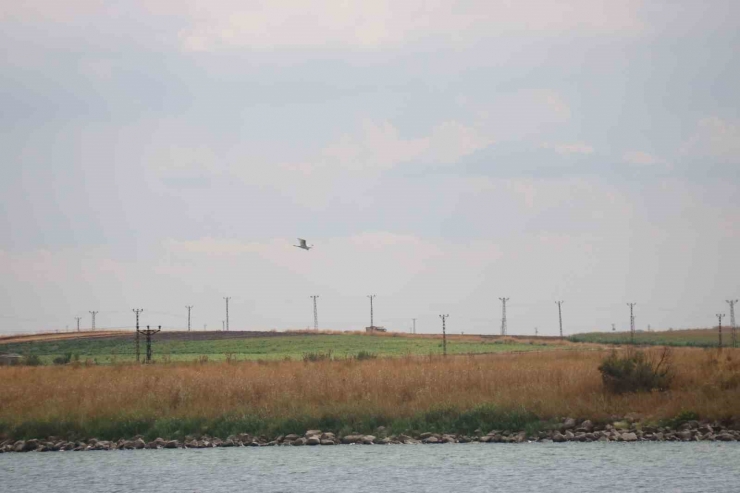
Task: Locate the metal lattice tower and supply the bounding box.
[133,309,144,363]
[186,306,193,331]
[627,303,636,344]
[499,298,509,336]
[555,301,564,339]
[367,295,376,328]
[439,314,449,356]
[223,297,231,331]
[75,317,82,332]
[717,313,725,348]
[310,295,319,331]
[89,311,98,331]
[727,300,738,348]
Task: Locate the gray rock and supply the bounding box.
[283,434,299,441]
[419,432,433,440]
[361,435,376,445]
[552,432,566,443]
[341,435,363,444]
[305,430,322,438]
[291,438,306,446]
[677,430,692,441]
[621,432,638,442]
[306,437,321,446]
[320,439,335,445]
[580,420,594,432]
[164,440,179,449]
[563,418,577,430]
[424,436,440,444]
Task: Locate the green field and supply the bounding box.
[0,331,557,364]
[570,327,734,348]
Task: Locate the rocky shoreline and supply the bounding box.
[2,418,739,453]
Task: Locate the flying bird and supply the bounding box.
[294,238,313,251]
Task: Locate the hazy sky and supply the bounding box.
[1,1,738,336]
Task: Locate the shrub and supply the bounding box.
[22,354,43,366]
[302,351,332,362]
[598,348,673,394]
[53,353,73,365]
[355,350,377,361]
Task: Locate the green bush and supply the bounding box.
[22,354,43,366]
[598,348,673,394]
[53,353,73,365]
[302,350,332,362]
[355,350,377,361]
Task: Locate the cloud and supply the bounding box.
[542,142,594,155]
[317,119,493,172]
[622,150,665,166]
[164,0,645,52]
[682,117,740,163]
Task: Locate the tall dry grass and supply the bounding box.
[1,348,738,438]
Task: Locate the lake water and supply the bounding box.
[2,442,739,493]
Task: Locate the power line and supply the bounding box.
[223,297,231,331]
[499,298,509,336]
[439,314,449,356]
[367,295,376,328]
[555,301,564,339]
[717,313,725,348]
[310,295,319,331]
[74,317,82,332]
[89,311,98,331]
[727,300,737,348]
[186,306,193,331]
[627,303,636,344]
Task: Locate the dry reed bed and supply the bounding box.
[1,348,738,427]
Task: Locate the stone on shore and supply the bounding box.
[621,432,638,442]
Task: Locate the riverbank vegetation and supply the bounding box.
[1,348,738,441]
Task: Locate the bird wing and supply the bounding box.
[298,238,307,247]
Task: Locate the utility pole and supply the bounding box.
[223,297,231,331]
[717,313,725,348]
[439,314,449,356]
[133,309,143,363]
[612,323,616,332]
[367,295,376,328]
[310,295,319,331]
[136,325,161,364]
[727,300,738,348]
[89,311,98,331]
[627,303,636,344]
[535,327,538,336]
[412,318,417,335]
[555,301,564,339]
[222,320,225,331]
[499,298,509,336]
[75,317,82,332]
[186,305,193,331]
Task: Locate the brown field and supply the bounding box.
[1,347,739,438]
[0,330,129,344]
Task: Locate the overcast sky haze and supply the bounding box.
[1,1,738,336]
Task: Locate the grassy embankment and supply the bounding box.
[0,331,561,364]
[570,327,731,348]
[1,347,738,441]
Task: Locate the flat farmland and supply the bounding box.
[570,327,732,347]
[0,331,566,364]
